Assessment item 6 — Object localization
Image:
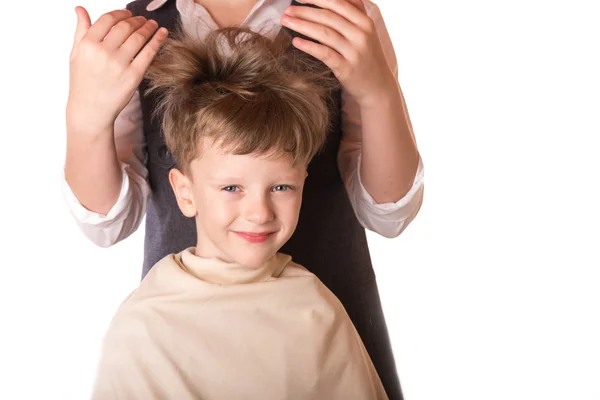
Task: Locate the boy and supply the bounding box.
[91,27,388,399]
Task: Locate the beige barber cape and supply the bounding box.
[91,248,388,399]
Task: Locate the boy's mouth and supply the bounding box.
[233,231,275,243]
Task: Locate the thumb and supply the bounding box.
[73,6,92,49]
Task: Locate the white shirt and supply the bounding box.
[62,0,425,247]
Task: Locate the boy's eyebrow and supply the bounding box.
[207,174,304,182]
[207,176,244,182]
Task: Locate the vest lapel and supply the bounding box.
[151,0,181,32]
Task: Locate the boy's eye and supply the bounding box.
[272,185,291,192]
[222,186,240,192]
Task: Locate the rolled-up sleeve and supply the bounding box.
[62,91,150,247]
[346,153,424,238]
[338,0,424,238]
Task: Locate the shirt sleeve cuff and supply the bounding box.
[350,153,424,237]
[356,153,424,209]
[61,163,132,225]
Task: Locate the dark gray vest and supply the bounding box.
[125,1,402,398]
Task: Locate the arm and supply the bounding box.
[62,91,150,247]
[338,1,424,237]
[353,1,420,204]
[64,121,122,216]
[281,0,424,238]
[63,7,167,246]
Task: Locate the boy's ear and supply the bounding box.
[168,168,197,218]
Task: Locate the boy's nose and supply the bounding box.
[244,196,275,225]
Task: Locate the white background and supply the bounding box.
[1,0,599,399]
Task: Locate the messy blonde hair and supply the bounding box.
[145,27,338,174]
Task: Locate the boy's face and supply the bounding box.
[169,139,307,268]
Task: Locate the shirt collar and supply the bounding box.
[146,0,284,13]
[177,247,291,285]
[147,0,169,11]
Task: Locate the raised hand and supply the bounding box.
[67,6,168,134]
[281,0,395,109]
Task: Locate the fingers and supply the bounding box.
[282,11,354,59]
[285,6,356,35]
[294,0,370,31]
[86,9,134,42]
[120,19,164,61]
[72,6,92,51]
[103,16,149,49]
[291,37,344,76]
[344,0,367,13]
[130,27,169,76]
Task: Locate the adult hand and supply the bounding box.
[281,0,396,109]
[67,7,168,134]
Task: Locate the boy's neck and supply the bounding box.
[182,248,289,284]
[193,0,260,28]
[193,244,278,269]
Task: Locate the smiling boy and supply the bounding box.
[91,27,388,399]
